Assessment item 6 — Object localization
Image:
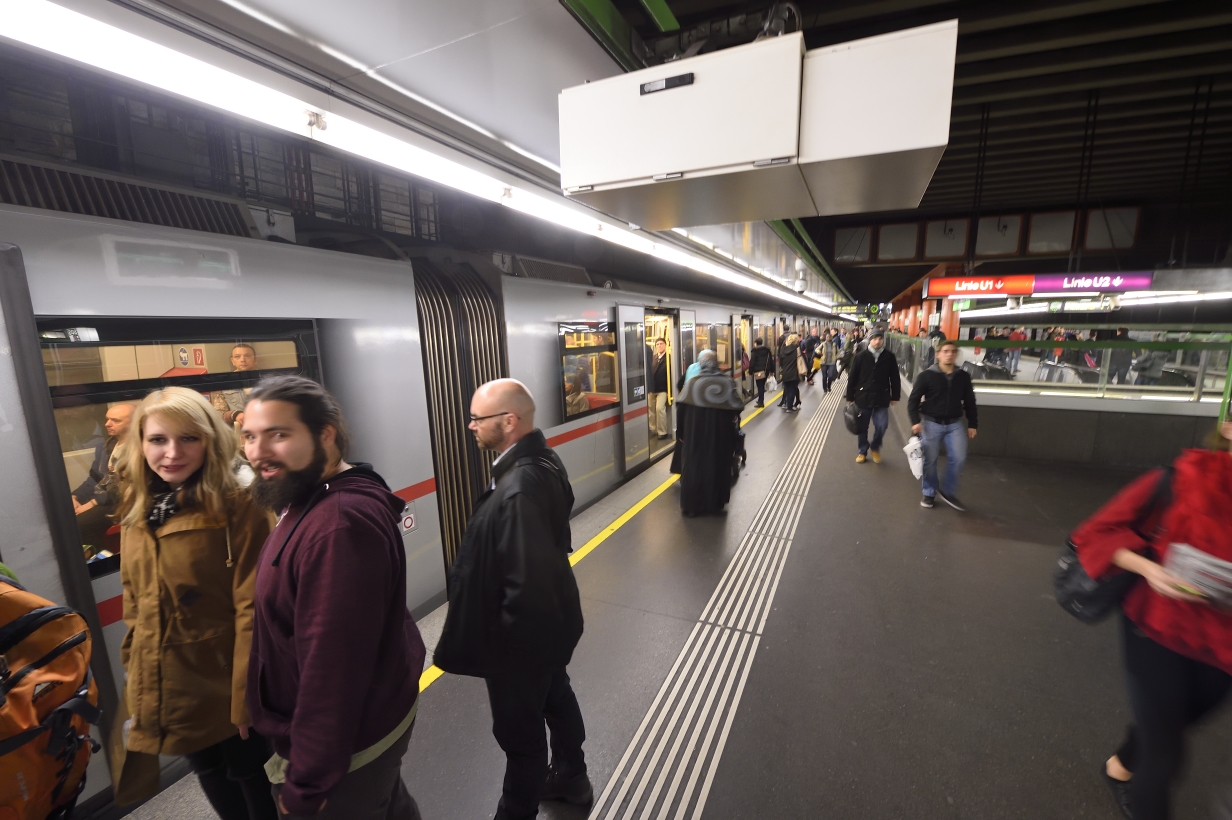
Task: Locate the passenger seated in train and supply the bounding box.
[212,343,258,426]
[676,350,743,517]
[73,403,133,556]
[564,374,590,417]
[112,387,278,819]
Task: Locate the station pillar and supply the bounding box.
[940,298,959,340]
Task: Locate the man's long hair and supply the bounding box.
[247,375,351,458]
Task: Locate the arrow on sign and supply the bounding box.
[1112,276,1124,286]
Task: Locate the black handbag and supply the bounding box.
[1054,466,1172,624]
[842,402,860,435]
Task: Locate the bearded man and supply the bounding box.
[241,375,425,820]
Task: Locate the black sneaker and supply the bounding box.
[542,764,593,806]
[938,491,966,512]
[1102,766,1133,819]
[920,495,935,508]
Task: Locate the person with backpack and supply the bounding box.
[115,387,277,818]
[241,376,425,820]
[1071,420,1232,820]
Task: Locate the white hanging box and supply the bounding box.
[558,20,957,231]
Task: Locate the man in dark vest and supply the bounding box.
[435,379,589,820]
[647,338,670,439]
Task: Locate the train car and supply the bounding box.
[0,202,828,809]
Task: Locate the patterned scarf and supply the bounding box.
[146,490,181,529]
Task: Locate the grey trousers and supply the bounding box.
[273,723,419,820]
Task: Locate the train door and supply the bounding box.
[615,304,649,472]
[712,321,732,375]
[679,309,696,373]
[644,310,676,459]
[735,314,753,399]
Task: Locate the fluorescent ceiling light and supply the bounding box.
[1040,391,1100,397]
[1119,291,1232,307]
[973,388,1030,394]
[961,302,1050,318]
[2,0,831,312]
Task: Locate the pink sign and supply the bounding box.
[1033,272,1152,293]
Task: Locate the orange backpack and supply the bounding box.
[0,580,100,820]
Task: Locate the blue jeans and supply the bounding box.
[921,419,967,498]
[856,406,888,454]
[1008,349,1021,373]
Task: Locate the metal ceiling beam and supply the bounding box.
[956,1,1232,63]
[948,93,1232,136]
[954,27,1232,86]
[953,54,1232,105]
[950,76,1232,121]
[766,219,855,303]
[639,0,680,32]
[558,0,646,71]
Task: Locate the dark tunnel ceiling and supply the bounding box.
[596,0,1232,304]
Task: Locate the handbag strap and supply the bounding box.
[1128,465,1174,544]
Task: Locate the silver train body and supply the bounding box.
[0,203,816,805]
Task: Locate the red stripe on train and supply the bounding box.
[393,478,437,502]
[546,413,622,447]
[97,595,123,627]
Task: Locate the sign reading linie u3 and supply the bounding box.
[923,271,1153,299]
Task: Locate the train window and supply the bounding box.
[680,320,696,371]
[713,324,732,373]
[696,324,711,358]
[559,322,620,421]
[37,317,320,579]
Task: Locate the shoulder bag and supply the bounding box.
[1054,466,1173,624]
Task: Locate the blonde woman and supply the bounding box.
[116,387,276,819]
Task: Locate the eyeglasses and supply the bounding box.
[469,411,511,423]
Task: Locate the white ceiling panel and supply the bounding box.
[220,0,619,167]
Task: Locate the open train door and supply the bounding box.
[615,304,649,473]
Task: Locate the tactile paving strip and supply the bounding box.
[589,378,845,820]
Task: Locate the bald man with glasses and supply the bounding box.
[435,379,590,820]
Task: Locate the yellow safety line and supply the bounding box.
[418,387,785,693]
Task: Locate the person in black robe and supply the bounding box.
[676,351,743,517]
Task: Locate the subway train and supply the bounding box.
[0,203,831,807]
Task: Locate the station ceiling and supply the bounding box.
[592,0,1232,304]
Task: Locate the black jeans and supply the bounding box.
[755,378,766,405]
[782,381,800,408]
[820,364,836,392]
[185,731,279,820]
[1116,614,1232,820]
[485,667,587,820]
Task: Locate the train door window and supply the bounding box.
[38,317,321,578]
[713,324,732,373]
[619,317,646,405]
[679,312,696,371]
[558,323,619,420]
[696,323,711,359]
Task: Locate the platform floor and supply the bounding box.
[128,380,1231,820]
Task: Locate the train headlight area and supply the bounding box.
[0,0,1231,817]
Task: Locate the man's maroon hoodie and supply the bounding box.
[247,464,425,815]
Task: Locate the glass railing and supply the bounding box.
[886,333,1232,418]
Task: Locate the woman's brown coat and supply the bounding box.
[120,492,271,757]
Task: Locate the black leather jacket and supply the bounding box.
[433,430,583,677]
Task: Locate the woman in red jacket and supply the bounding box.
[1072,421,1232,820]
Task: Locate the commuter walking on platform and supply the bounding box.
[749,338,772,408]
[845,330,900,464]
[435,378,589,820]
[1072,419,1232,820]
[815,329,839,393]
[778,334,803,411]
[241,376,426,820]
[647,338,670,439]
[677,350,743,517]
[907,340,978,511]
[114,387,277,818]
[1134,345,1167,386]
[800,331,820,385]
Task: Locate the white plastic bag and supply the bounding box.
[903,435,924,480]
[766,374,777,392]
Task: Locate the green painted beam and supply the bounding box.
[1221,346,1231,423]
[559,0,644,71]
[767,219,855,305]
[639,0,680,32]
[789,217,849,301]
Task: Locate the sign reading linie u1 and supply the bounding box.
[923,271,1153,299]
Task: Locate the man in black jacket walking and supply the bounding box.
[434,379,589,820]
[907,340,978,511]
[845,329,900,463]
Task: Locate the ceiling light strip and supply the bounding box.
[3,0,828,312]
